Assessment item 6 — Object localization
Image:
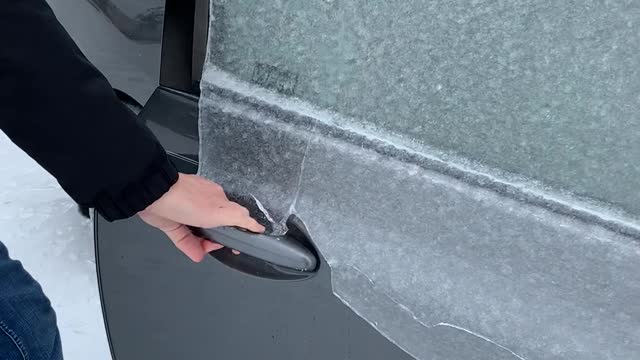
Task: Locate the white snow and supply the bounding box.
[0,133,110,359]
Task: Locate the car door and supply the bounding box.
[95,1,414,359]
[96,1,639,360]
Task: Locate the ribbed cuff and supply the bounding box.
[93,150,179,222]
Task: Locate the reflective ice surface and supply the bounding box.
[207,0,640,217]
[199,1,640,359]
[198,76,640,360]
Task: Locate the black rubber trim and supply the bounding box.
[159,0,196,92]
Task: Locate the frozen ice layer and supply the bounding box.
[198,84,639,360]
[296,133,640,360]
[198,1,640,359]
[198,89,314,234]
[205,0,640,217]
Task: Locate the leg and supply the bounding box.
[0,241,62,360]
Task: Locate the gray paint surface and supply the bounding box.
[96,156,414,360]
[209,0,640,217]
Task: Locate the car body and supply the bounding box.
[51,1,639,359]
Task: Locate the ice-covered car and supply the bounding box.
[53,0,639,359]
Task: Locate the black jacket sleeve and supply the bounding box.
[0,0,178,221]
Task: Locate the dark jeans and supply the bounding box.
[0,241,62,360]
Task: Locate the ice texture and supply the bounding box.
[198,88,313,232]
[199,1,640,359]
[206,0,640,217]
[198,77,640,359]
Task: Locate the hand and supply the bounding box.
[138,173,265,262]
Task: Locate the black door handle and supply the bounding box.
[199,224,318,272]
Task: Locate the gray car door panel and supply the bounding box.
[96,87,414,360]
[96,215,413,360]
[96,85,639,360]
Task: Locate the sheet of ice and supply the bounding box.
[0,133,110,360]
[206,0,640,218]
[198,84,640,359]
[199,1,640,359]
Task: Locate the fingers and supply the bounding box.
[210,203,266,233]
[234,214,266,233]
[203,240,224,253]
[162,223,223,262]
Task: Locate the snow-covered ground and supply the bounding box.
[0,133,111,359]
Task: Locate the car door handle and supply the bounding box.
[199,223,318,272]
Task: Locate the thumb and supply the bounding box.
[208,204,266,233]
